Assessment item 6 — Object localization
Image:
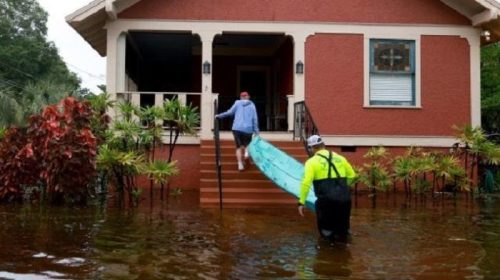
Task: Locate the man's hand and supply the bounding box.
[298,205,305,217]
[215,114,220,119]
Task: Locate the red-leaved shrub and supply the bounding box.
[0,97,98,204]
[0,128,39,201]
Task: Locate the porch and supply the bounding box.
[113,31,302,142]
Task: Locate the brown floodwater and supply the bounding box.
[0,191,499,279]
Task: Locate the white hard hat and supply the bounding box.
[307,135,324,147]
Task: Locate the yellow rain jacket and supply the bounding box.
[299,149,356,205]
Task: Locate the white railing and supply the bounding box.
[117,91,202,107]
[116,91,219,140]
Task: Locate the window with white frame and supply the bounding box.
[369,39,415,106]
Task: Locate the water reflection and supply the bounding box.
[0,192,499,279]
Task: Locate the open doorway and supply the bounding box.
[237,66,270,132]
[213,33,293,131]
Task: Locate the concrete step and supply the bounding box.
[200,153,308,163]
[200,178,277,189]
[200,169,268,180]
[200,197,297,205]
[200,138,303,207]
[201,188,294,200]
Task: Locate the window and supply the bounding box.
[369,39,415,106]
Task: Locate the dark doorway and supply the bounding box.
[239,69,268,132]
[212,33,293,132]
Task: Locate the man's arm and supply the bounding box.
[299,160,315,205]
[343,159,356,185]
[216,102,237,119]
[252,104,259,134]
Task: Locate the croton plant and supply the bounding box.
[0,97,98,204]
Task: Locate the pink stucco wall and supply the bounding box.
[119,0,469,25]
[305,34,470,136]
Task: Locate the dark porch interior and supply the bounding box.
[213,33,293,131]
[123,32,294,132]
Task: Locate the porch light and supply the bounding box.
[481,30,491,42]
[203,61,211,74]
[296,61,304,74]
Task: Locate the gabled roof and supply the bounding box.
[67,0,500,56]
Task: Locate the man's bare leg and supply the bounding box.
[236,147,244,171]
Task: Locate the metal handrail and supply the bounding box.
[294,101,320,156]
[213,99,223,210]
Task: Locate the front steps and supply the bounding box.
[200,138,308,207]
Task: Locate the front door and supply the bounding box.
[238,67,270,131]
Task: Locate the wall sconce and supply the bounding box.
[203,61,211,74]
[481,30,491,42]
[296,61,304,74]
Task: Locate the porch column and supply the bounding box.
[289,32,311,132]
[469,37,481,127]
[292,33,309,103]
[198,31,219,139]
[106,30,127,119]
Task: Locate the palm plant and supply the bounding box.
[362,146,392,190]
[163,98,200,162]
[416,153,436,195]
[116,101,139,122]
[454,125,500,194]
[143,160,179,200]
[87,93,115,115]
[112,120,141,150]
[393,155,413,196]
[435,155,460,195]
[138,106,165,161]
[96,145,144,203]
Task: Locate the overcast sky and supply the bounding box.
[37,0,106,93]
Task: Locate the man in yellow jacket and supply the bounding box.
[298,135,356,242]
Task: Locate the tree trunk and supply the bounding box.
[160,182,164,201]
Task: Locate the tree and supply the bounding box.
[0,0,80,126]
[481,43,500,134]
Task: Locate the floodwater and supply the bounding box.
[0,191,500,279]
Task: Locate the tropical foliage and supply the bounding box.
[481,42,500,134]
[354,125,499,202]
[0,97,97,204]
[0,0,81,127]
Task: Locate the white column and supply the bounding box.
[292,33,309,103]
[286,94,295,131]
[106,30,127,119]
[198,31,220,139]
[469,36,481,127]
[116,32,127,96]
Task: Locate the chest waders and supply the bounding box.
[313,152,352,240]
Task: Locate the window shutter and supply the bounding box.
[370,74,413,104]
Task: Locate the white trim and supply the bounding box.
[66,0,104,22]
[321,135,457,147]
[363,35,421,108]
[105,0,117,20]
[472,9,499,26]
[105,20,480,40]
[161,132,458,147]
